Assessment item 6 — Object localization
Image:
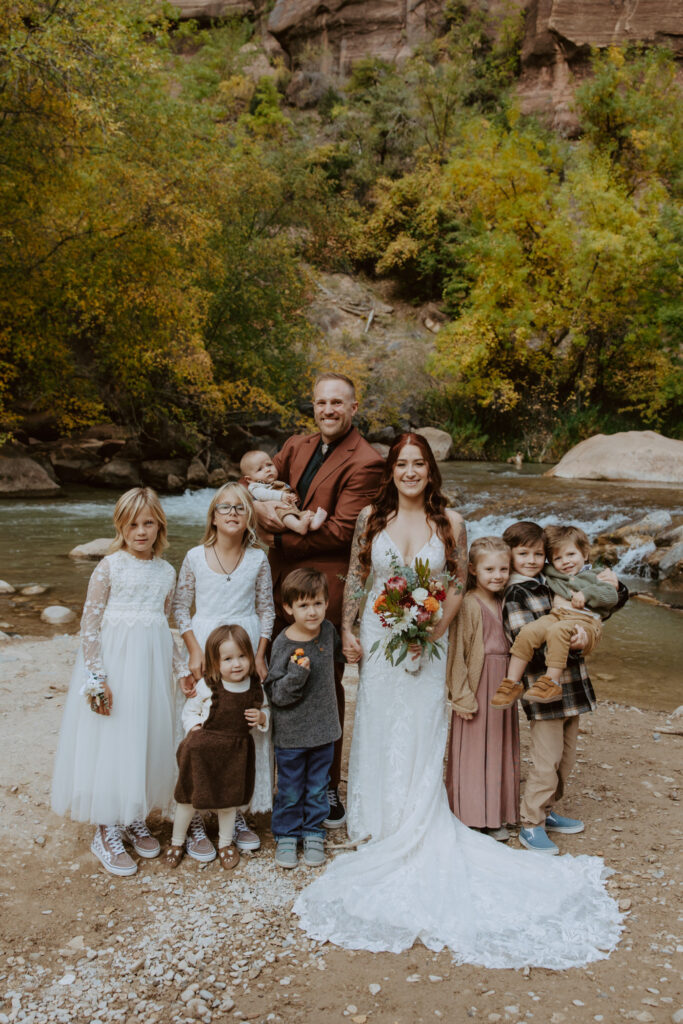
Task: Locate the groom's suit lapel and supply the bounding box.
[289,434,320,494]
[302,428,361,509]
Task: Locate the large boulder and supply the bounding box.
[546,431,683,484]
[69,539,113,560]
[167,0,257,18]
[0,456,61,498]
[41,605,77,626]
[415,427,454,462]
[93,459,142,490]
[141,459,189,492]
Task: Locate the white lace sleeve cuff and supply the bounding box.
[172,553,196,635]
[255,556,275,640]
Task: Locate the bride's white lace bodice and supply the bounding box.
[80,550,185,681]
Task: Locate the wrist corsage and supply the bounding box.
[290,648,306,665]
[80,673,109,712]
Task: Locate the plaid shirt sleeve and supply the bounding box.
[503,577,596,722]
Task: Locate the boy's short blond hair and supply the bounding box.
[544,524,591,559]
[110,487,168,556]
[239,450,268,477]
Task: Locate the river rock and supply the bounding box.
[0,456,61,498]
[371,443,389,459]
[141,459,189,491]
[69,539,113,560]
[93,458,142,489]
[656,523,683,547]
[657,542,683,581]
[415,427,453,462]
[49,454,101,484]
[0,580,16,594]
[546,431,683,483]
[187,458,209,488]
[41,606,77,625]
[208,467,228,486]
[20,585,49,596]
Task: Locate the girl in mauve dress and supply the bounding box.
[445,536,520,841]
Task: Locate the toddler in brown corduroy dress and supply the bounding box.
[166,624,269,870]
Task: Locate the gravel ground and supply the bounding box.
[1,634,682,1024]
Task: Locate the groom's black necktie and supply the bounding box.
[298,439,333,504]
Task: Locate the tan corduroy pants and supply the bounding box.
[520,715,581,827]
[510,608,602,669]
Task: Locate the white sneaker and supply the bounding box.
[91,826,137,877]
[234,811,260,852]
[121,819,161,859]
[185,812,216,862]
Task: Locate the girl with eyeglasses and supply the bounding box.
[172,483,275,859]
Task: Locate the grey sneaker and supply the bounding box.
[484,826,511,842]
[303,835,326,867]
[234,811,260,851]
[91,826,137,877]
[121,819,161,859]
[186,812,216,863]
[275,837,298,869]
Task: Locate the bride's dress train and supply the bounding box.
[294,532,623,969]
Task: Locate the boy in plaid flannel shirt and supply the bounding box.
[497,521,628,855]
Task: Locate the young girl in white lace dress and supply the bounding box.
[51,488,194,877]
[172,483,274,858]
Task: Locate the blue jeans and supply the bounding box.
[272,743,334,839]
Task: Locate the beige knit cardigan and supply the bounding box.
[445,591,488,714]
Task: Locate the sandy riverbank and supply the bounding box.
[1,634,682,1024]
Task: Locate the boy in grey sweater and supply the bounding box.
[492,524,620,706]
[264,568,343,868]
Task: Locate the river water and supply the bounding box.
[1,462,681,710]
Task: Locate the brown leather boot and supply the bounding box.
[490,678,524,709]
[523,675,563,704]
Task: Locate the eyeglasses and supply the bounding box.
[215,503,247,516]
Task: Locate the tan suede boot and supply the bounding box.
[523,675,563,704]
[490,678,524,709]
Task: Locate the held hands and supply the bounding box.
[571,591,586,609]
[244,707,267,727]
[454,710,474,721]
[342,629,362,664]
[255,653,268,682]
[180,674,197,697]
[188,650,204,682]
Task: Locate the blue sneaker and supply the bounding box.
[519,827,559,855]
[545,811,584,834]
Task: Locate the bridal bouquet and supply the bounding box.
[370,556,450,672]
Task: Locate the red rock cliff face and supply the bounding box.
[266,0,445,71]
[264,0,682,127]
[519,0,683,134]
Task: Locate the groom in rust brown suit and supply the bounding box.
[254,372,384,827]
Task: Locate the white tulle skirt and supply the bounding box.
[51,621,177,825]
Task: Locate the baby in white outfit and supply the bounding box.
[240,450,327,536]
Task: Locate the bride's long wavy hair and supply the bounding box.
[358,433,459,582]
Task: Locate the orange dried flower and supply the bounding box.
[373,595,387,613]
[424,596,439,613]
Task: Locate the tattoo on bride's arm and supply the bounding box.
[454,518,468,591]
[342,508,368,633]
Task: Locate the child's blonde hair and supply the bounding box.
[201,482,258,548]
[110,487,168,557]
[466,535,510,592]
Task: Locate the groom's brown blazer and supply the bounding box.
[270,426,384,629]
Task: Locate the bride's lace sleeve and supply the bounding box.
[341,506,370,634]
[255,556,275,640]
[172,552,195,635]
[80,558,111,680]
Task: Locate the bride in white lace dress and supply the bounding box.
[294,435,623,968]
